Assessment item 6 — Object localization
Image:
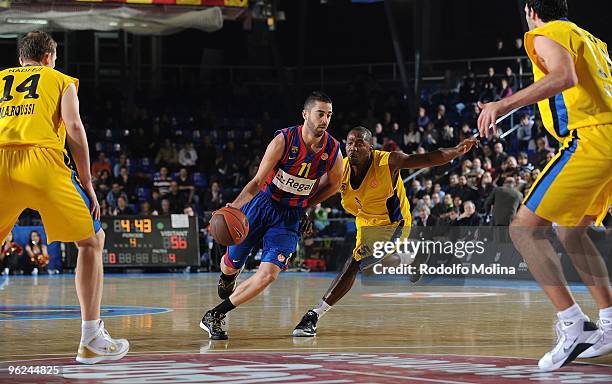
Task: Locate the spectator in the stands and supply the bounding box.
[389,122,403,147]
[140,201,154,216]
[492,142,508,171]
[484,66,498,88]
[515,114,534,151]
[178,142,198,170]
[499,78,513,99]
[421,124,438,151]
[117,166,136,203]
[532,137,552,169]
[106,182,128,210]
[382,111,393,132]
[403,122,421,153]
[433,104,448,130]
[415,206,437,227]
[416,107,430,130]
[457,201,481,226]
[155,138,179,168]
[457,175,477,202]
[167,181,188,214]
[176,167,196,204]
[484,177,523,226]
[112,196,134,216]
[476,172,495,211]
[479,80,499,103]
[517,152,533,171]
[430,193,445,218]
[100,199,111,216]
[445,173,461,198]
[440,123,455,147]
[112,152,130,178]
[91,151,112,179]
[202,181,226,212]
[505,66,518,92]
[408,180,423,204]
[94,169,112,201]
[374,123,385,145]
[159,199,172,216]
[153,166,173,196]
[199,136,217,174]
[382,137,399,152]
[466,157,485,185]
[150,190,163,213]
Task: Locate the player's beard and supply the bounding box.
[306,118,326,138]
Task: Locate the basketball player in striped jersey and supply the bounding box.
[478,0,612,371]
[293,126,477,337]
[200,92,343,340]
[0,31,128,363]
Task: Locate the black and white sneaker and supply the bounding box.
[218,273,239,300]
[538,318,602,371]
[408,252,430,283]
[293,310,318,337]
[200,311,229,340]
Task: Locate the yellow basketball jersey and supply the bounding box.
[340,150,411,228]
[524,20,612,142]
[0,65,78,151]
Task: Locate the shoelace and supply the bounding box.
[209,314,226,332]
[551,322,568,354]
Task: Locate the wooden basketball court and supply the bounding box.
[1,273,611,383]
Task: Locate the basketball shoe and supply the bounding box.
[538,317,602,371]
[76,321,130,364]
[200,310,228,340]
[578,318,612,358]
[293,310,318,337]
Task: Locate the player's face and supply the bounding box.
[346,132,371,166]
[303,101,332,138]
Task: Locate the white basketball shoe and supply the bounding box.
[76,321,130,364]
[538,317,602,371]
[578,318,612,358]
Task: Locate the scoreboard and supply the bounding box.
[65,216,200,268]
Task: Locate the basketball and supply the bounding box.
[209,206,249,246]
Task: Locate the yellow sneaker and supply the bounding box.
[76,322,129,364]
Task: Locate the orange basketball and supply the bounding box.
[209,206,249,246]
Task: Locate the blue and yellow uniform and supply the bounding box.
[223,125,340,270]
[0,65,100,243]
[523,18,612,225]
[340,150,411,268]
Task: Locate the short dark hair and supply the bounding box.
[304,91,332,111]
[19,31,57,62]
[348,126,373,143]
[526,0,568,22]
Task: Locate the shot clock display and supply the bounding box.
[65,216,200,268]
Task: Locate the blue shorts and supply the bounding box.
[223,191,302,270]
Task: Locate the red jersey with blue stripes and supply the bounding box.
[262,125,340,208]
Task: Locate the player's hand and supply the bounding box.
[477,101,507,139]
[225,202,240,210]
[84,183,100,221]
[453,137,479,156]
[300,209,315,237]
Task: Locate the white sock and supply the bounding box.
[599,306,612,324]
[557,304,587,322]
[312,300,332,319]
[81,319,101,344]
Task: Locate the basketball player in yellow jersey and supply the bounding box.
[0,31,129,364]
[293,127,477,336]
[477,0,611,371]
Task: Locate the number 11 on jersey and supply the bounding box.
[298,162,311,177]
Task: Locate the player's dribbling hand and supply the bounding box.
[477,101,509,139]
[84,183,101,221]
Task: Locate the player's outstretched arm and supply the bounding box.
[305,151,344,209]
[62,83,100,220]
[389,138,478,171]
[229,134,284,210]
[478,35,577,138]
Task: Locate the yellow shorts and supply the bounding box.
[0,146,99,243]
[353,220,411,270]
[523,124,612,226]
